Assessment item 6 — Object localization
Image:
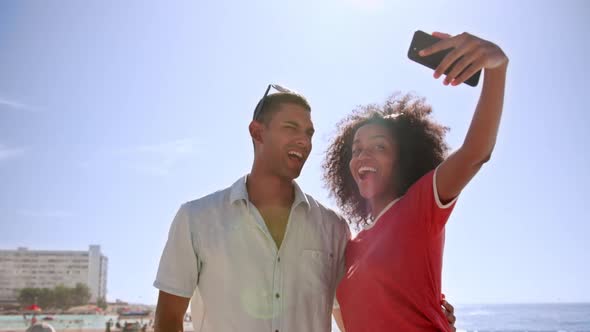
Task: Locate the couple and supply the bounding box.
[153,31,508,332]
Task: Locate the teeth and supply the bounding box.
[358,166,377,175]
[288,151,303,159]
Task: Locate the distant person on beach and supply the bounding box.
[323,31,508,331]
[153,86,457,331]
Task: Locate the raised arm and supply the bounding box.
[419,31,509,202]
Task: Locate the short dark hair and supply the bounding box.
[322,93,450,227]
[253,92,312,125]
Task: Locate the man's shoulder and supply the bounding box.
[181,184,233,216]
[304,193,349,229]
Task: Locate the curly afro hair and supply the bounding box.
[322,93,450,227]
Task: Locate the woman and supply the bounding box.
[324,31,508,331]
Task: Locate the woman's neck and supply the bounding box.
[368,193,398,219]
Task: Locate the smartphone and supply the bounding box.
[407,30,481,87]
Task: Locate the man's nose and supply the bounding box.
[294,135,311,149]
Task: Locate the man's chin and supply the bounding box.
[282,168,302,180]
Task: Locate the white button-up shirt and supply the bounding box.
[154,176,350,332]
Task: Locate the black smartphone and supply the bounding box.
[407,30,481,87]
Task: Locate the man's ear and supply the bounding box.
[249,120,264,144]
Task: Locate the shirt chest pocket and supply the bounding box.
[299,249,335,291]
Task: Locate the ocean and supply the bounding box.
[453,303,590,332]
[331,303,590,332]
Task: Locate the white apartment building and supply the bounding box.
[0,245,108,304]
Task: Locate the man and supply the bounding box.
[153,85,455,331]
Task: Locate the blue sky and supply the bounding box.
[0,0,588,305]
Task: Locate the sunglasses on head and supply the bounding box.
[252,84,295,120]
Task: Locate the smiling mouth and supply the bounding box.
[288,150,304,162]
[358,166,377,180]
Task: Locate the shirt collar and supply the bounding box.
[229,175,311,212]
[363,197,401,230]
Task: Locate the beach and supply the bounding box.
[3,303,590,332]
[0,324,195,332]
[0,314,197,332]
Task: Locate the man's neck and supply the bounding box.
[246,169,295,209]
